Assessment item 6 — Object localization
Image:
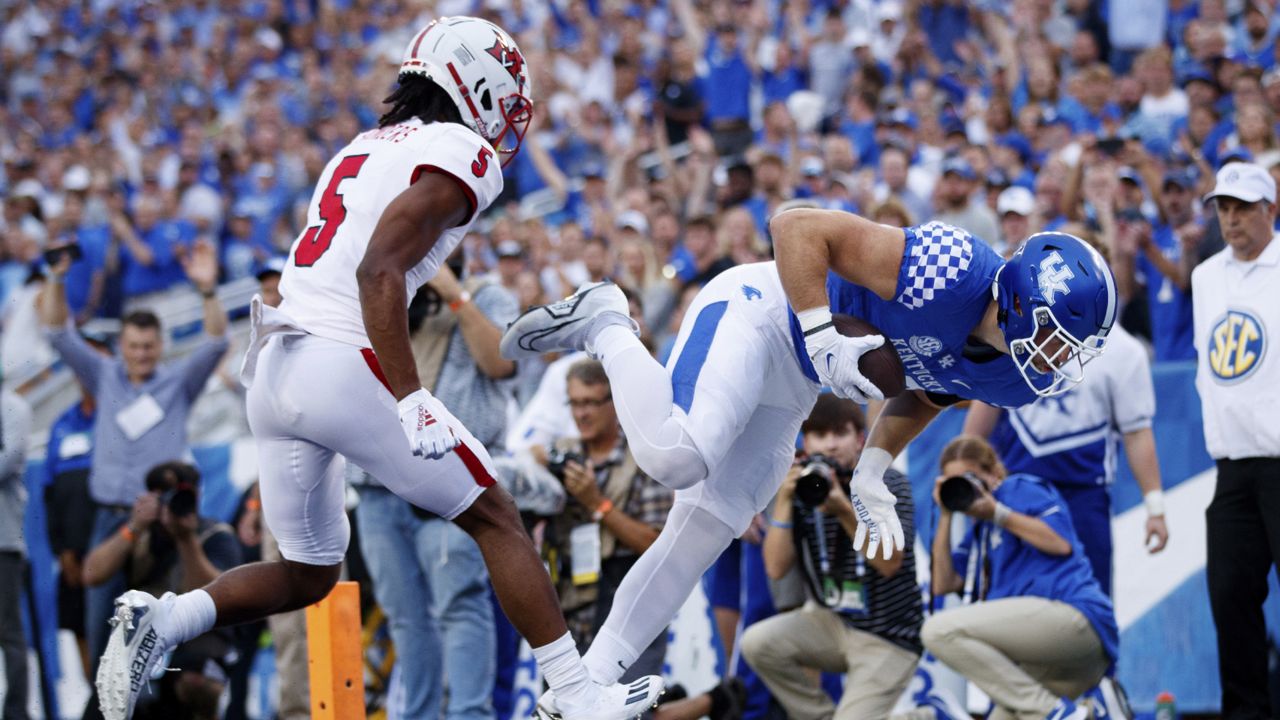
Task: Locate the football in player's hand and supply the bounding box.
[833,314,906,398]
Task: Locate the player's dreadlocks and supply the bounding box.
[379,74,465,128]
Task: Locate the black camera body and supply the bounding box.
[939,471,986,512]
[794,454,853,508]
[546,446,587,482]
[42,242,83,266]
[160,483,198,518]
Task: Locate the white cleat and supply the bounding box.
[96,590,174,720]
[533,675,665,720]
[500,281,637,360]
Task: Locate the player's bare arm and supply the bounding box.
[864,390,944,460]
[357,171,472,401]
[770,208,906,308]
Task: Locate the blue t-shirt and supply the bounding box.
[43,402,96,486]
[951,474,1119,663]
[1137,223,1196,361]
[787,222,1049,407]
[701,42,752,123]
[121,220,195,297]
[62,224,111,316]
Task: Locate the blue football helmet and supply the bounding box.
[993,232,1117,397]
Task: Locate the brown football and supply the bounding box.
[832,314,906,398]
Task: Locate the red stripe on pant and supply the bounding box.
[361,348,495,489]
[360,348,393,393]
[455,441,496,488]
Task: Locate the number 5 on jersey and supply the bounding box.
[294,154,369,267]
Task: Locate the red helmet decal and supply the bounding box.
[485,34,526,85]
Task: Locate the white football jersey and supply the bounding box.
[278,119,503,347]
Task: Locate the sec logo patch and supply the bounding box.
[1208,310,1266,382]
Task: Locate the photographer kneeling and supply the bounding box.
[924,436,1117,720]
[741,395,923,720]
[83,462,242,720]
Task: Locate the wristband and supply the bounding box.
[120,525,136,542]
[797,306,834,336]
[768,518,794,530]
[1143,489,1165,517]
[246,498,261,512]
[591,498,614,522]
[993,502,1013,527]
[448,291,472,313]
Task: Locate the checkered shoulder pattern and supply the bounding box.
[895,221,974,309]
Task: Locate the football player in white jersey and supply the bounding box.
[93,17,661,720]
[502,209,1119,719]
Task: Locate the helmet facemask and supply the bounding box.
[1008,305,1108,397]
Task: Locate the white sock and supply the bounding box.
[532,632,597,711]
[587,318,642,362]
[155,589,217,646]
[583,503,735,684]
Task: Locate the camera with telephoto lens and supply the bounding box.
[546,447,587,482]
[145,462,201,518]
[794,454,853,508]
[939,471,987,512]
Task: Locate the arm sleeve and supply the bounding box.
[177,336,231,402]
[46,323,106,394]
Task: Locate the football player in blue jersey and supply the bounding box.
[501,208,1118,714]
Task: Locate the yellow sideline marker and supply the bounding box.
[307,581,366,719]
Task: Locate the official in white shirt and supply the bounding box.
[1193,161,1280,720]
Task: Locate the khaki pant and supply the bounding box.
[263,527,311,720]
[921,597,1109,720]
[740,601,920,720]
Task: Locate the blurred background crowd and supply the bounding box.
[2,0,1276,718]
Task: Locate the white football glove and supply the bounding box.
[848,448,905,560]
[804,325,886,404]
[397,389,460,460]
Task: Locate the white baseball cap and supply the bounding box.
[997,186,1035,217]
[1205,161,1276,204]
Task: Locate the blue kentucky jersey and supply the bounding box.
[788,222,1048,407]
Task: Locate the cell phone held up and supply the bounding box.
[42,242,83,266]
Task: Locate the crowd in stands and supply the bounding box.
[2,0,1276,717]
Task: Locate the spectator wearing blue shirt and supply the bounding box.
[50,193,112,322]
[117,195,194,304]
[1136,171,1200,361]
[222,206,276,283]
[1233,2,1277,71]
[915,0,969,68]
[703,24,754,156]
[925,436,1117,720]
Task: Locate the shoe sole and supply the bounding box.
[531,688,665,720]
[502,282,622,358]
[96,597,164,720]
[96,602,136,720]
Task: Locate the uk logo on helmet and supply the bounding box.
[486,35,525,83]
[1036,251,1075,305]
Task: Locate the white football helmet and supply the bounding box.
[400,16,533,165]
